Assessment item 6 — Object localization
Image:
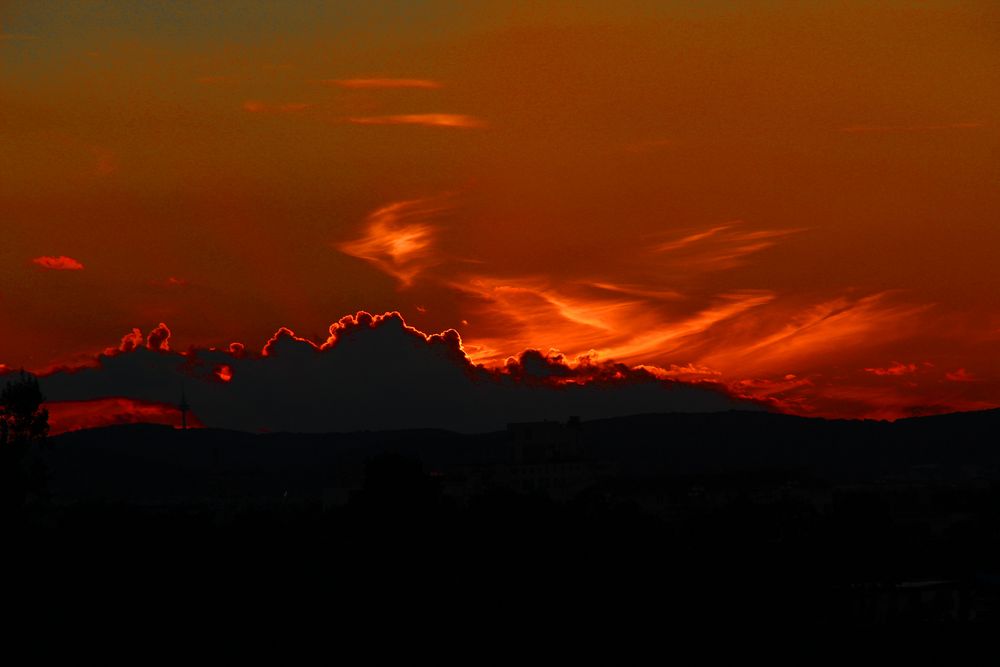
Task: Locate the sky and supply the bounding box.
[2,0,999,424]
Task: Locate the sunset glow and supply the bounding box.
[46,397,202,435]
[2,1,998,422]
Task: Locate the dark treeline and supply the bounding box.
[8,408,1000,629]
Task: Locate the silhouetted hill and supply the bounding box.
[38,408,1000,505]
[12,407,1000,629]
[41,422,491,504]
[584,408,1000,478]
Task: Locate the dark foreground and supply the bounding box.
[8,409,1000,630]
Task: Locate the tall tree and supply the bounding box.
[1,371,49,510]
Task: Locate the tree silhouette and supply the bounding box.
[1,371,49,510]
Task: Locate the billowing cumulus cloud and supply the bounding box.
[32,256,84,270]
[107,328,144,355]
[324,195,1000,420]
[6,4,999,427]
[146,323,171,352]
[38,312,752,435]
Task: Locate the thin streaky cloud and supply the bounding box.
[655,224,735,252]
[325,78,443,89]
[33,256,84,270]
[946,368,976,382]
[348,114,485,128]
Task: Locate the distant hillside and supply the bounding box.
[37,408,1000,505]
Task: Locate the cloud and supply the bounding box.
[451,275,774,367]
[47,398,198,435]
[698,293,932,377]
[443,280,967,421]
[946,368,975,382]
[325,78,443,89]
[38,312,753,435]
[654,224,736,252]
[337,197,450,286]
[146,323,171,352]
[652,222,803,272]
[107,328,144,355]
[151,276,189,288]
[332,197,988,420]
[865,362,918,377]
[102,325,172,356]
[33,256,84,270]
[347,114,485,128]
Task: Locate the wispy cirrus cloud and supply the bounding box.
[698,293,931,377]
[325,78,443,89]
[448,273,775,369]
[652,222,803,272]
[654,224,736,252]
[337,197,452,286]
[865,362,919,376]
[33,256,84,270]
[331,197,991,420]
[946,368,976,382]
[347,114,485,128]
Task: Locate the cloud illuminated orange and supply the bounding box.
[338,197,450,286]
[865,362,919,377]
[347,114,485,128]
[32,256,84,270]
[946,368,976,382]
[3,2,999,425]
[146,323,171,352]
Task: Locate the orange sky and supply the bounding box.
[2,1,999,419]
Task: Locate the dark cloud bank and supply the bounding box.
[39,312,757,433]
